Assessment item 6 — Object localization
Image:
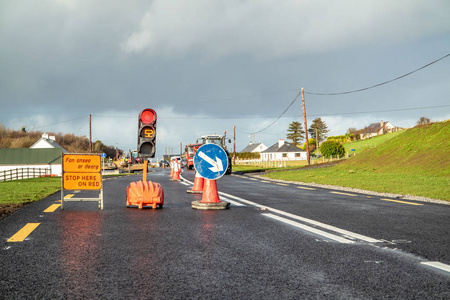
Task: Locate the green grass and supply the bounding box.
[0,177,61,204]
[343,130,404,155]
[264,122,450,201]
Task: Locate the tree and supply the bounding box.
[320,140,345,157]
[286,121,304,147]
[417,116,431,125]
[308,117,329,145]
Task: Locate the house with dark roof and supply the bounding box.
[240,142,267,153]
[261,139,307,161]
[359,121,403,140]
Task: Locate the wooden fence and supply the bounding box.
[0,167,51,182]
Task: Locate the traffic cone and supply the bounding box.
[191,179,229,210]
[172,161,181,181]
[201,179,220,203]
[169,161,174,178]
[187,171,204,193]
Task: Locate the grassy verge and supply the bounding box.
[263,122,450,201]
[0,177,61,205]
[263,167,449,200]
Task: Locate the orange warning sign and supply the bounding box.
[63,172,102,190]
[63,154,101,172]
[62,154,102,190]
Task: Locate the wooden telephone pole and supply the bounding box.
[301,88,310,165]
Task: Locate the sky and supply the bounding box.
[1,0,449,158]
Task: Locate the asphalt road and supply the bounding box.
[1,168,449,299]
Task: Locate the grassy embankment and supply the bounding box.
[233,130,403,173]
[0,177,61,205]
[263,121,449,200]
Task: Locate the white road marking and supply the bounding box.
[182,174,382,243]
[263,214,355,244]
[219,191,382,243]
[220,197,246,207]
[421,261,450,273]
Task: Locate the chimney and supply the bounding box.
[380,120,384,128]
[42,133,49,139]
[49,136,56,141]
[278,139,285,148]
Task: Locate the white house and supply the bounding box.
[240,142,267,153]
[0,133,67,181]
[359,121,403,140]
[31,133,67,152]
[0,148,63,180]
[260,139,307,161]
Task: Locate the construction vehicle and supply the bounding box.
[113,150,147,173]
[185,143,202,170]
[197,133,232,175]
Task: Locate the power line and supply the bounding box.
[34,116,86,129]
[305,52,450,96]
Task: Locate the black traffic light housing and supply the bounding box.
[138,108,157,158]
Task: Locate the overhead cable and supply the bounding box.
[305,52,450,96]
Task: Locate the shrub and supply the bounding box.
[320,140,346,157]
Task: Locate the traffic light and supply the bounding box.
[138,108,157,157]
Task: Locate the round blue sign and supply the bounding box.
[194,144,229,180]
[101,153,106,159]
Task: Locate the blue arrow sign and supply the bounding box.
[194,143,229,180]
[101,153,106,159]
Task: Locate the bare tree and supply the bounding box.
[416,117,431,125]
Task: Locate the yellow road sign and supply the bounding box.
[63,154,101,173]
[63,172,102,190]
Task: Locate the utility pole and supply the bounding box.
[233,125,236,165]
[301,88,310,165]
[89,114,92,153]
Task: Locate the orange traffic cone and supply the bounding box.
[172,161,181,181]
[201,179,220,203]
[191,179,229,210]
[187,171,204,193]
[169,161,174,178]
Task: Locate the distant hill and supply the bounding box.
[0,125,120,157]
[341,121,449,176]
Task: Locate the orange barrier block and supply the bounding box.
[126,180,164,209]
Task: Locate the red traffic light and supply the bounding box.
[140,109,156,124]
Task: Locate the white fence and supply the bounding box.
[0,167,51,182]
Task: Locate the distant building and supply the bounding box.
[261,139,307,161]
[0,133,67,180]
[240,142,267,153]
[0,148,63,178]
[359,121,403,140]
[30,133,67,152]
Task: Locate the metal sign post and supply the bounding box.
[61,153,104,210]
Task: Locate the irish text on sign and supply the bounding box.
[63,155,101,173]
